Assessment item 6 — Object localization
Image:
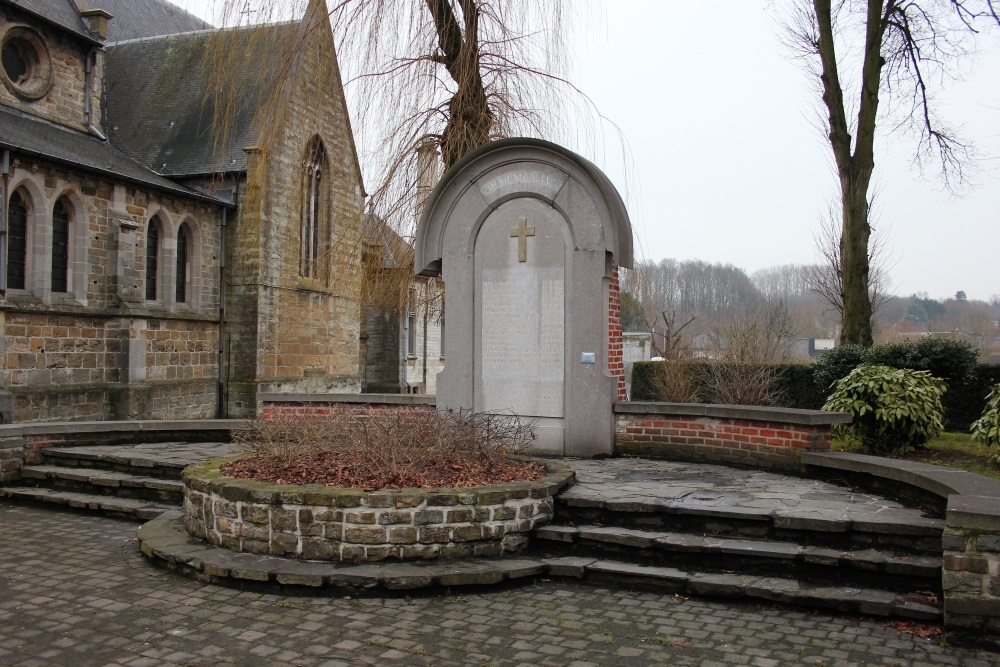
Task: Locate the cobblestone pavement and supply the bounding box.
[2,504,998,667]
[563,458,940,527]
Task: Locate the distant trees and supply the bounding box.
[780,0,1000,346]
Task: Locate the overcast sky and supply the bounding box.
[175,0,1000,302]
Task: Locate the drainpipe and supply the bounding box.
[422,293,428,390]
[401,319,410,394]
[1,149,10,297]
[83,49,107,141]
[217,204,228,418]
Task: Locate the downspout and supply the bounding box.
[83,48,107,141]
[422,294,428,390]
[1,149,9,297]
[217,205,228,418]
[401,317,410,394]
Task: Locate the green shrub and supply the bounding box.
[971,383,1000,464]
[813,344,867,391]
[823,364,947,455]
[867,338,978,386]
[944,364,1000,431]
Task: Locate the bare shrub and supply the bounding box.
[231,406,537,488]
[652,361,701,403]
[702,302,793,406]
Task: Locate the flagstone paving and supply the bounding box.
[562,458,942,529]
[2,503,998,667]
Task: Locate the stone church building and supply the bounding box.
[0,0,369,422]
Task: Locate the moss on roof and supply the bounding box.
[101,0,213,44]
[104,22,294,177]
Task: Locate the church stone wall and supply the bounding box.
[223,11,365,417]
[0,5,100,133]
[1,155,224,422]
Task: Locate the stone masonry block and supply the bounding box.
[977,535,1000,552]
[445,508,475,523]
[213,500,237,519]
[413,510,443,525]
[394,494,424,509]
[344,527,387,545]
[418,526,452,543]
[943,571,986,596]
[453,525,484,542]
[943,534,972,551]
[492,506,516,521]
[944,555,990,574]
[389,527,418,544]
[242,505,269,525]
[271,508,298,532]
[345,511,377,525]
[378,511,413,526]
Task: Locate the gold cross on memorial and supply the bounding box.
[509,217,536,262]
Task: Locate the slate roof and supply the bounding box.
[4,0,99,44]
[0,105,228,205]
[100,0,212,44]
[104,23,293,177]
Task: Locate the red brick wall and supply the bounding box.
[608,267,626,401]
[615,413,833,470]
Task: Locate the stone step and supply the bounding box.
[535,524,941,592]
[19,465,184,502]
[137,512,941,621]
[0,486,177,521]
[39,443,210,479]
[555,496,944,555]
[557,557,942,621]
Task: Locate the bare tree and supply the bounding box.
[780,0,999,346]
[806,199,893,327]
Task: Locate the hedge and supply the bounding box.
[629,360,1000,431]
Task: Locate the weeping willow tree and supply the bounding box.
[206,0,593,315]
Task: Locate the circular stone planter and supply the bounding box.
[182,458,574,562]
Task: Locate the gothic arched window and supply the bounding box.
[51,197,70,293]
[7,189,28,290]
[145,217,160,301]
[301,137,329,279]
[176,223,190,303]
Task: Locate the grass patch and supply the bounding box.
[832,431,1000,480]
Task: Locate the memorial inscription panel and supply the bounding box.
[475,198,567,420]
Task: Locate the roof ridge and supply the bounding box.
[106,18,300,46]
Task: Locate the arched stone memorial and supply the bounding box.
[415,138,633,456]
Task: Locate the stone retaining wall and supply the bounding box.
[614,403,850,471]
[183,459,573,562]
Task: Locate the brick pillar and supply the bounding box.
[608,266,626,401]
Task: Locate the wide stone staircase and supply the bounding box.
[0,442,231,520]
[529,464,945,621]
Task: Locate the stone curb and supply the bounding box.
[613,402,853,426]
[183,457,575,509]
[138,512,941,620]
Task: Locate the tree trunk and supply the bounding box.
[840,175,874,345]
[426,0,494,170]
